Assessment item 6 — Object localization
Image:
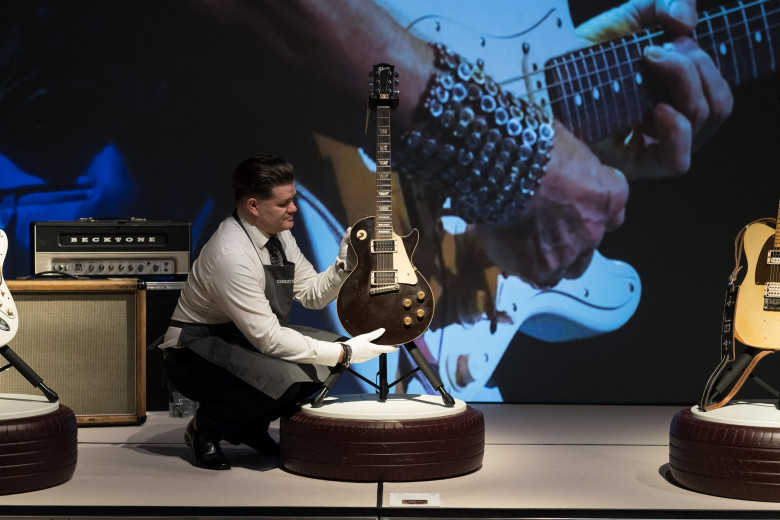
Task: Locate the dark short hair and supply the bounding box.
[232,154,295,202]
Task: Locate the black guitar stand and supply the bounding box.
[699,280,780,411]
[0,345,59,403]
[311,341,455,408]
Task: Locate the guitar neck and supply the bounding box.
[546,0,780,144]
[376,105,393,240]
[775,198,780,249]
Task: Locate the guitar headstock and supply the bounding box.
[369,63,399,111]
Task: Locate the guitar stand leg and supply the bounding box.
[403,342,455,407]
[0,345,59,403]
[310,364,347,408]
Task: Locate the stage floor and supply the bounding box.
[2,403,780,519]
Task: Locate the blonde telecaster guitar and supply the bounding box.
[734,202,780,350]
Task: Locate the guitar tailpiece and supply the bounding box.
[393,42,555,225]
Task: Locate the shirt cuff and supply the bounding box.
[316,340,343,367]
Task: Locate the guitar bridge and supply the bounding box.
[369,284,400,295]
[764,282,780,311]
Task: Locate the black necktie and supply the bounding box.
[266,235,284,266]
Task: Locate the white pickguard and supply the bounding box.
[0,229,19,347]
[383,234,417,285]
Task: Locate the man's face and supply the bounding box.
[252,183,297,235]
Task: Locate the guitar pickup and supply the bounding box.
[768,250,780,265]
[371,239,397,253]
[371,270,398,285]
[764,282,780,311]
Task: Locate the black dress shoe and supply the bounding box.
[184,418,231,470]
[242,431,280,456]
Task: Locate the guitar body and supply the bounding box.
[734,221,780,350]
[337,216,434,346]
[0,230,19,347]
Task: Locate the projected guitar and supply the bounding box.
[397,0,779,147]
[0,230,18,347]
[337,63,434,347]
[733,201,780,350]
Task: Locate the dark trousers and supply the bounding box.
[164,347,320,445]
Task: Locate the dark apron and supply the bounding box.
[171,215,333,399]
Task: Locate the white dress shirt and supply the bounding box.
[160,214,347,367]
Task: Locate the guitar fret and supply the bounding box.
[760,1,777,72]
[723,5,742,85]
[740,1,760,78]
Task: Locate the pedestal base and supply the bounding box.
[0,394,78,495]
[281,394,484,482]
[670,403,780,502]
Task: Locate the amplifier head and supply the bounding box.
[31,219,191,279]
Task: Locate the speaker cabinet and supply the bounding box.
[2,279,146,425]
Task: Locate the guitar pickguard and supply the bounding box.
[0,230,19,347]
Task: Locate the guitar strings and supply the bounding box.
[500,3,779,109]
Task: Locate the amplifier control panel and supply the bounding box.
[51,258,177,276]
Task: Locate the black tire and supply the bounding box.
[280,405,484,482]
[669,408,780,502]
[0,404,78,495]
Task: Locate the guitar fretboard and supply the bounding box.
[546,0,780,144]
[376,106,393,240]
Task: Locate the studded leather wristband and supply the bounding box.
[394,43,555,225]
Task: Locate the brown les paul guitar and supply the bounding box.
[337,63,434,347]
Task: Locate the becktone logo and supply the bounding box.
[61,234,166,246]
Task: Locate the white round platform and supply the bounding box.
[0,393,59,420]
[300,393,467,420]
[691,401,780,427]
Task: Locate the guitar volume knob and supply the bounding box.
[416,309,425,319]
[417,291,425,301]
[403,316,412,327]
[403,298,412,309]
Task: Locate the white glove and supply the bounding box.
[344,328,397,364]
[336,226,356,272]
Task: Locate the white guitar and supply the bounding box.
[0,230,18,347]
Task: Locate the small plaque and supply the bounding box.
[388,492,440,507]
